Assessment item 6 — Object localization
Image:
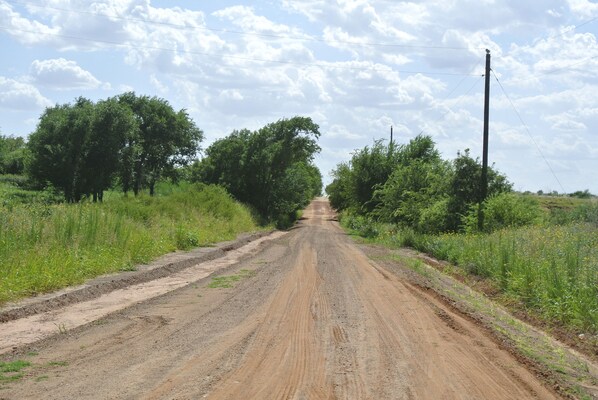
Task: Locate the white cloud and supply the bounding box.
[213,5,301,35]
[0,1,60,46]
[0,76,52,110]
[149,74,168,94]
[30,58,102,89]
[566,0,598,18]
[2,0,598,192]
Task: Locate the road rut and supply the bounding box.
[0,198,559,399]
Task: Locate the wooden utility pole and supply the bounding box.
[390,126,394,148]
[478,49,491,231]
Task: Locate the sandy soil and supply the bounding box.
[0,198,561,399]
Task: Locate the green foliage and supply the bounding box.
[569,189,592,199]
[446,149,512,231]
[326,162,353,211]
[463,193,543,233]
[207,269,255,289]
[0,183,260,305]
[0,360,31,382]
[0,135,27,175]
[417,198,450,234]
[411,225,598,332]
[26,93,203,202]
[117,92,203,196]
[327,138,512,233]
[343,214,598,333]
[373,157,451,229]
[347,140,399,214]
[342,213,381,238]
[193,117,321,227]
[0,180,62,208]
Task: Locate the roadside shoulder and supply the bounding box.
[0,230,274,323]
[359,242,598,400]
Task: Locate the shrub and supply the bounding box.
[463,193,542,233]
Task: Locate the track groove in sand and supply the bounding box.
[1,199,563,399]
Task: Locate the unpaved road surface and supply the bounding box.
[0,199,560,399]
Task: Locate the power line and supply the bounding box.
[3,0,480,51]
[0,25,480,77]
[542,15,598,41]
[491,70,566,193]
[415,58,485,136]
[506,53,598,85]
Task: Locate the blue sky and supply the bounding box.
[1,0,598,193]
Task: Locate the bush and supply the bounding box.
[463,193,542,233]
[417,198,450,233]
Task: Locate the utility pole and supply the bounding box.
[390,125,394,148]
[478,49,491,231]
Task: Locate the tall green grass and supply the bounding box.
[342,213,598,333]
[410,225,598,332]
[0,182,260,305]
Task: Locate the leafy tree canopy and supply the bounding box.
[326,136,512,233]
[192,116,322,227]
[27,94,202,202]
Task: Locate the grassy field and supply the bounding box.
[0,180,261,305]
[343,200,598,335]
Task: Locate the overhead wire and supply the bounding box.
[414,58,485,136]
[0,25,480,76]
[541,15,598,41]
[491,70,566,193]
[3,0,481,51]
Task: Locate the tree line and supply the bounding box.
[1,95,322,227]
[326,135,517,233]
[189,116,322,227]
[27,93,203,202]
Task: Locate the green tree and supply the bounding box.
[192,129,251,199]
[118,92,203,196]
[372,136,452,230]
[446,149,512,231]
[0,135,27,175]
[27,98,95,202]
[326,162,353,211]
[84,98,138,201]
[194,117,321,226]
[347,140,398,214]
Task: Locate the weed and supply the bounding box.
[208,269,255,289]
[352,218,598,334]
[0,183,262,306]
[0,360,31,382]
[55,323,68,335]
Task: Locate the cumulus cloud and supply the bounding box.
[1,0,598,192]
[0,76,52,110]
[30,58,102,89]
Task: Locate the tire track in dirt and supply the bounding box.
[0,198,564,399]
[204,241,335,399]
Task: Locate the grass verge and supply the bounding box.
[0,182,263,305]
[342,214,598,336]
[362,246,598,400]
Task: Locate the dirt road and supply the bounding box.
[1,198,560,399]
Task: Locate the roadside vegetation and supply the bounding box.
[0,182,258,305]
[189,116,323,228]
[1,95,323,305]
[327,137,598,337]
